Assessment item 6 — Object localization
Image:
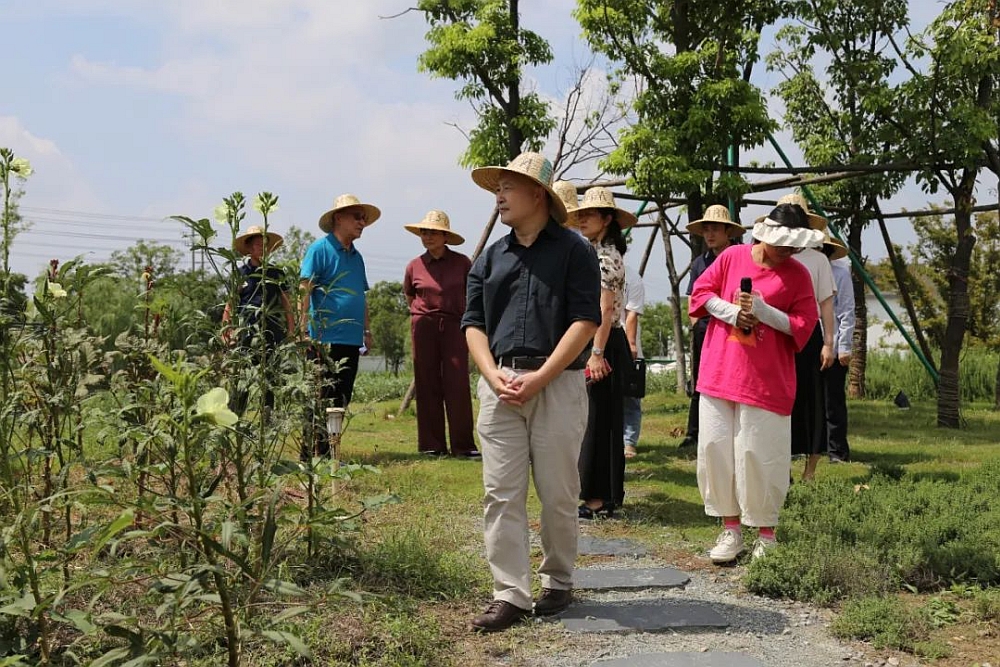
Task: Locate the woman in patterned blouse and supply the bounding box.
[571,187,637,519]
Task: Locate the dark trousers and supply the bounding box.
[578,327,629,507]
[685,320,708,439]
[411,315,476,454]
[791,325,828,456]
[823,359,850,461]
[302,343,360,460]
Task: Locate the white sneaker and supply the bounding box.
[751,537,777,560]
[709,528,745,563]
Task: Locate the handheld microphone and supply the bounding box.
[740,277,753,334]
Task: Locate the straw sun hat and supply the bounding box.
[318,194,382,234]
[568,186,638,229]
[234,225,283,256]
[755,193,828,231]
[685,204,745,237]
[552,181,581,228]
[404,210,465,245]
[471,152,568,224]
[822,230,849,260]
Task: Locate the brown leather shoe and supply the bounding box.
[470,600,530,633]
[533,588,572,616]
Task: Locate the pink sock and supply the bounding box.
[723,519,741,532]
[759,527,775,541]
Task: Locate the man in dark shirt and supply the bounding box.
[223,225,294,416]
[462,152,601,633]
[680,205,744,450]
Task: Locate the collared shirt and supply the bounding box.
[404,247,472,320]
[830,259,855,355]
[235,260,288,342]
[622,265,645,358]
[462,219,601,358]
[300,234,369,345]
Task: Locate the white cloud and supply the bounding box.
[0,115,102,211]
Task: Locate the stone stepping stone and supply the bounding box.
[560,600,728,633]
[575,567,689,591]
[578,535,648,557]
[590,652,764,666]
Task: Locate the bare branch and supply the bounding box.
[379,7,420,20]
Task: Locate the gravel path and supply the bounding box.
[515,553,922,667]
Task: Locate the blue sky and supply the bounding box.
[2,0,988,303]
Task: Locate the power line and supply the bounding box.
[20,206,166,222]
[18,229,188,243]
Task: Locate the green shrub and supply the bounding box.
[866,347,999,402]
[972,588,1000,622]
[345,526,478,601]
[831,596,929,651]
[354,371,414,403]
[746,463,1000,604]
[745,535,897,605]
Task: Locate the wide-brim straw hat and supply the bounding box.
[404,210,465,245]
[471,152,568,224]
[823,230,848,261]
[756,193,828,231]
[568,186,638,230]
[318,194,381,234]
[686,204,745,237]
[752,216,825,248]
[234,225,283,256]
[552,180,579,227]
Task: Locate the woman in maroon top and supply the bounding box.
[403,211,479,457]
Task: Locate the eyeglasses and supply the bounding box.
[776,246,804,254]
[348,212,367,222]
[419,229,444,236]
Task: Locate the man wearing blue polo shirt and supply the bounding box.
[299,193,379,459]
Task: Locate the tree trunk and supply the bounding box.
[847,216,867,398]
[658,211,687,395]
[937,182,977,428]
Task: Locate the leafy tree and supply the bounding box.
[888,0,1000,426]
[110,239,184,286]
[271,224,316,281]
[767,0,910,397]
[900,210,1000,408]
[416,0,557,166]
[575,0,784,391]
[367,281,410,375]
[639,301,678,360]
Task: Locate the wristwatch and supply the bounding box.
[592,346,604,356]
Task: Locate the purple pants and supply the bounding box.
[411,315,476,455]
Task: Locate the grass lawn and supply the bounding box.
[296,388,1000,667]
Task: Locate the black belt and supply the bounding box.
[495,355,586,371]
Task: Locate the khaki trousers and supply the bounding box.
[697,394,791,527]
[477,369,588,610]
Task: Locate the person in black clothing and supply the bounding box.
[571,186,637,519]
[223,225,295,416]
[679,205,745,450]
[463,151,601,633]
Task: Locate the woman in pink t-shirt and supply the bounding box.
[688,203,823,563]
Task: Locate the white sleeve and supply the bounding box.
[752,295,792,335]
[705,297,740,326]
